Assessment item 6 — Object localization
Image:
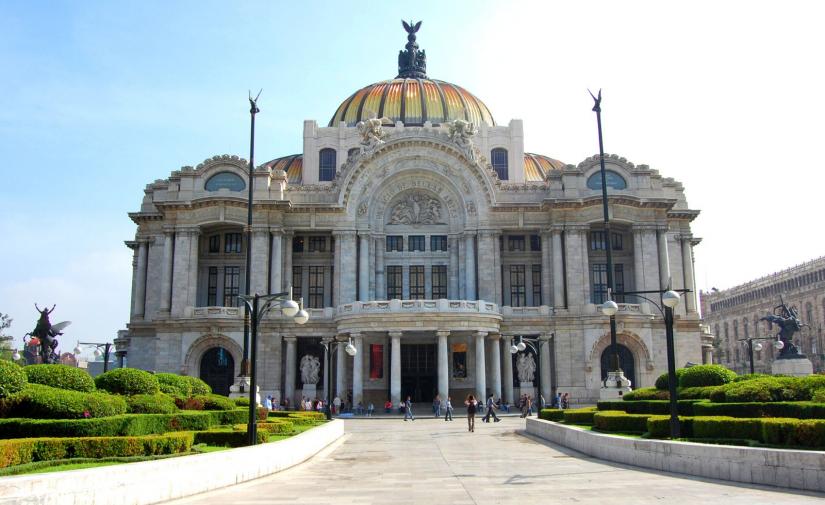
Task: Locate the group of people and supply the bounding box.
[551,392,570,410]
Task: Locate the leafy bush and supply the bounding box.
[126,394,178,414]
[813,389,825,403]
[267,411,326,421]
[719,376,800,403]
[538,409,564,421]
[0,411,214,438]
[622,387,668,401]
[1,384,127,419]
[184,376,211,396]
[647,415,694,438]
[195,394,236,411]
[174,396,205,410]
[732,373,771,383]
[693,401,825,419]
[760,418,825,448]
[797,375,825,399]
[598,400,703,416]
[210,408,251,426]
[95,368,159,396]
[233,420,293,434]
[691,416,762,441]
[24,364,95,393]
[0,432,193,469]
[155,373,192,397]
[234,397,250,407]
[678,386,723,400]
[0,361,27,398]
[563,407,597,425]
[678,365,737,388]
[592,411,651,433]
[654,369,686,390]
[193,430,268,447]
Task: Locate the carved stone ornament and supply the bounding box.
[466,201,477,215]
[516,352,536,383]
[357,201,368,217]
[387,191,444,225]
[356,117,392,153]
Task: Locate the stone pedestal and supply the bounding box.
[228,376,260,405]
[771,357,814,377]
[599,371,633,400]
[520,382,536,398]
[302,384,318,399]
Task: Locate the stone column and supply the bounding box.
[465,232,476,300]
[477,231,501,304]
[322,338,330,402]
[338,231,357,304]
[551,227,565,308]
[564,226,587,308]
[489,333,502,400]
[540,231,552,306]
[352,333,364,405]
[641,228,661,292]
[374,235,385,300]
[390,331,402,406]
[250,227,269,295]
[474,331,487,397]
[333,232,341,305]
[632,227,645,298]
[540,333,552,402]
[159,228,174,313]
[502,336,514,404]
[282,232,293,292]
[493,232,502,305]
[448,236,459,298]
[284,337,297,405]
[133,239,149,318]
[171,227,198,316]
[336,340,346,398]
[437,330,449,402]
[269,229,282,295]
[358,234,370,301]
[681,236,697,313]
[658,227,671,290]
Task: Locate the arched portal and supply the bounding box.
[600,344,636,388]
[199,347,235,395]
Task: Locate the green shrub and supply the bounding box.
[95,368,159,396]
[0,411,214,438]
[563,407,597,425]
[1,384,127,419]
[598,399,703,416]
[126,394,178,414]
[0,361,27,398]
[647,415,694,438]
[184,376,211,396]
[155,373,192,397]
[693,401,825,419]
[732,373,771,382]
[679,386,722,400]
[678,365,737,388]
[210,408,250,426]
[691,416,762,441]
[233,420,294,434]
[0,432,193,469]
[234,397,250,407]
[720,376,801,403]
[193,430,268,447]
[267,410,326,421]
[654,369,686,390]
[195,394,235,411]
[760,418,825,448]
[24,364,95,393]
[622,387,669,401]
[812,389,825,403]
[798,375,825,399]
[538,409,564,421]
[592,411,651,433]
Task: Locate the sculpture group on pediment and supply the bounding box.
[357,117,392,153]
[387,191,444,225]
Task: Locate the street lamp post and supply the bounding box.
[321,336,357,421]
[74,342,113,373]
[238,289,307,446]
[241,91,262,379]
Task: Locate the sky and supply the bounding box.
[1,0,823,353]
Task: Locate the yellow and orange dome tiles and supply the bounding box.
[329,78,495,128]
[266,152,564,185]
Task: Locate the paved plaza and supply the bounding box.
[167,417,824,504]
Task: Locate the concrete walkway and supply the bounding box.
[167,417,825,504]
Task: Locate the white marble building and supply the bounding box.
[123,24,703,406]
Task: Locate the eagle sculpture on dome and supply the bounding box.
[398,20,427,79]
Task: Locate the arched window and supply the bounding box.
[491,148,508,180]
[205,171,245,192]
[587,170,627,190]
[319,148,336,181]
[743,318,749,338]
[806,302,813,324]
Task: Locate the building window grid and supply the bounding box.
[509,265,526,307]
[591,264,625,304]
[491,148,508,180]
[590,231,623,251]
[292,236,304,253]
[409,236,425,252]
[292,266,302,302]
[225,233,242,253]
[387,266,403,299]
[532,265,542,306]
[208,235,220,253]
[308,236,327,252]
[207,267,218,306]
[530,235,541,252]
[222,266,240,307]
[508,236,526,252]
[319,148,336,181]
[430,235,447,252]
[308,266,325,308]
[386,236,403,252]
[432,265,447,299]
[409,266,425,300]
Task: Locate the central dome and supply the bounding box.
[328,20,495,128]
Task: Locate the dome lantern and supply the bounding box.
[397,20,427,79]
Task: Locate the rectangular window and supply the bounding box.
[207,267,218,305]
[292,266,302,302]
[508,235,525,252]
[530,234,541,252]
[308,266,324,308]
[387,266,402,299]
[308,236,326,252]
[223,266,240,307]
[590,231,607,251]
[509,265,526,307]
[386,235,403,252]
[225,233,242,253]
[431,235,447,252]
[410,266,425,299]
[409,235,425,252]
[208,235,220,253]
[591,264,624,304]
[432,265,447,299]
[292,236,304,253]
[611,232,623,251]
[532,265,542,306]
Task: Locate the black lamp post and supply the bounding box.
[239,289,308,446]
[241,90,262,379]
[739,336,785,374]
[321,336,357,421]
[74,342,113,373]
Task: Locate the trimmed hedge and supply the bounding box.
[598,399,703,416]
[678,386,722,400]
[195,394,236,411]
[193,430,268,447]
[761,418,825,447]
[233,420,294,434]
[184,376,211,396]
[538,409,564,421]
[126,394,178,414]
[647,415,695,438]
[0,432,193,469]
[155,373,192,397]
[650,415,825,447]
[563,407,597,425]
[692,401,825,419]
[691,416,763,441]
[24,364,95,392]
[654,369,686,390]
[0,411,214,438]
[813,389,825,403]
[678,365,737,388]
[209,408,252,426]
[0,360,27,398]
[592,411,651,433]
[95,368,160,396]
[234,397,251,407]
[622,387,669,401]
[267,411,326,421]
[716,376,800,403]
[1,384,126,419]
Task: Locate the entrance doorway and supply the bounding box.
[401,343,436,403]
[200,347,234,396]
[600,344,636,387]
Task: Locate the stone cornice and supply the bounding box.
[542,195,675,212]
[667,209,701,222]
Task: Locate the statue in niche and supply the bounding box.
[299,354,321,385]
[516,352,536,383]
[387,192,444,225]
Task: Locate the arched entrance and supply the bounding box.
[600,344,636,387]
[199,347,234,396]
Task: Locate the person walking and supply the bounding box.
[520,394,529,418]
[444,396,453,421]
[561,392,569,410]
[403,396,415,421]
[433,394,442,418]
[367,402,375,416]
[481,393,500,423]
[465,394,478,432]
[333,396,341,415]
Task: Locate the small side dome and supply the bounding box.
[524,153,565,182]
[265,154,303,184]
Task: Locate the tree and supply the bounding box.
[0,313,14,360]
